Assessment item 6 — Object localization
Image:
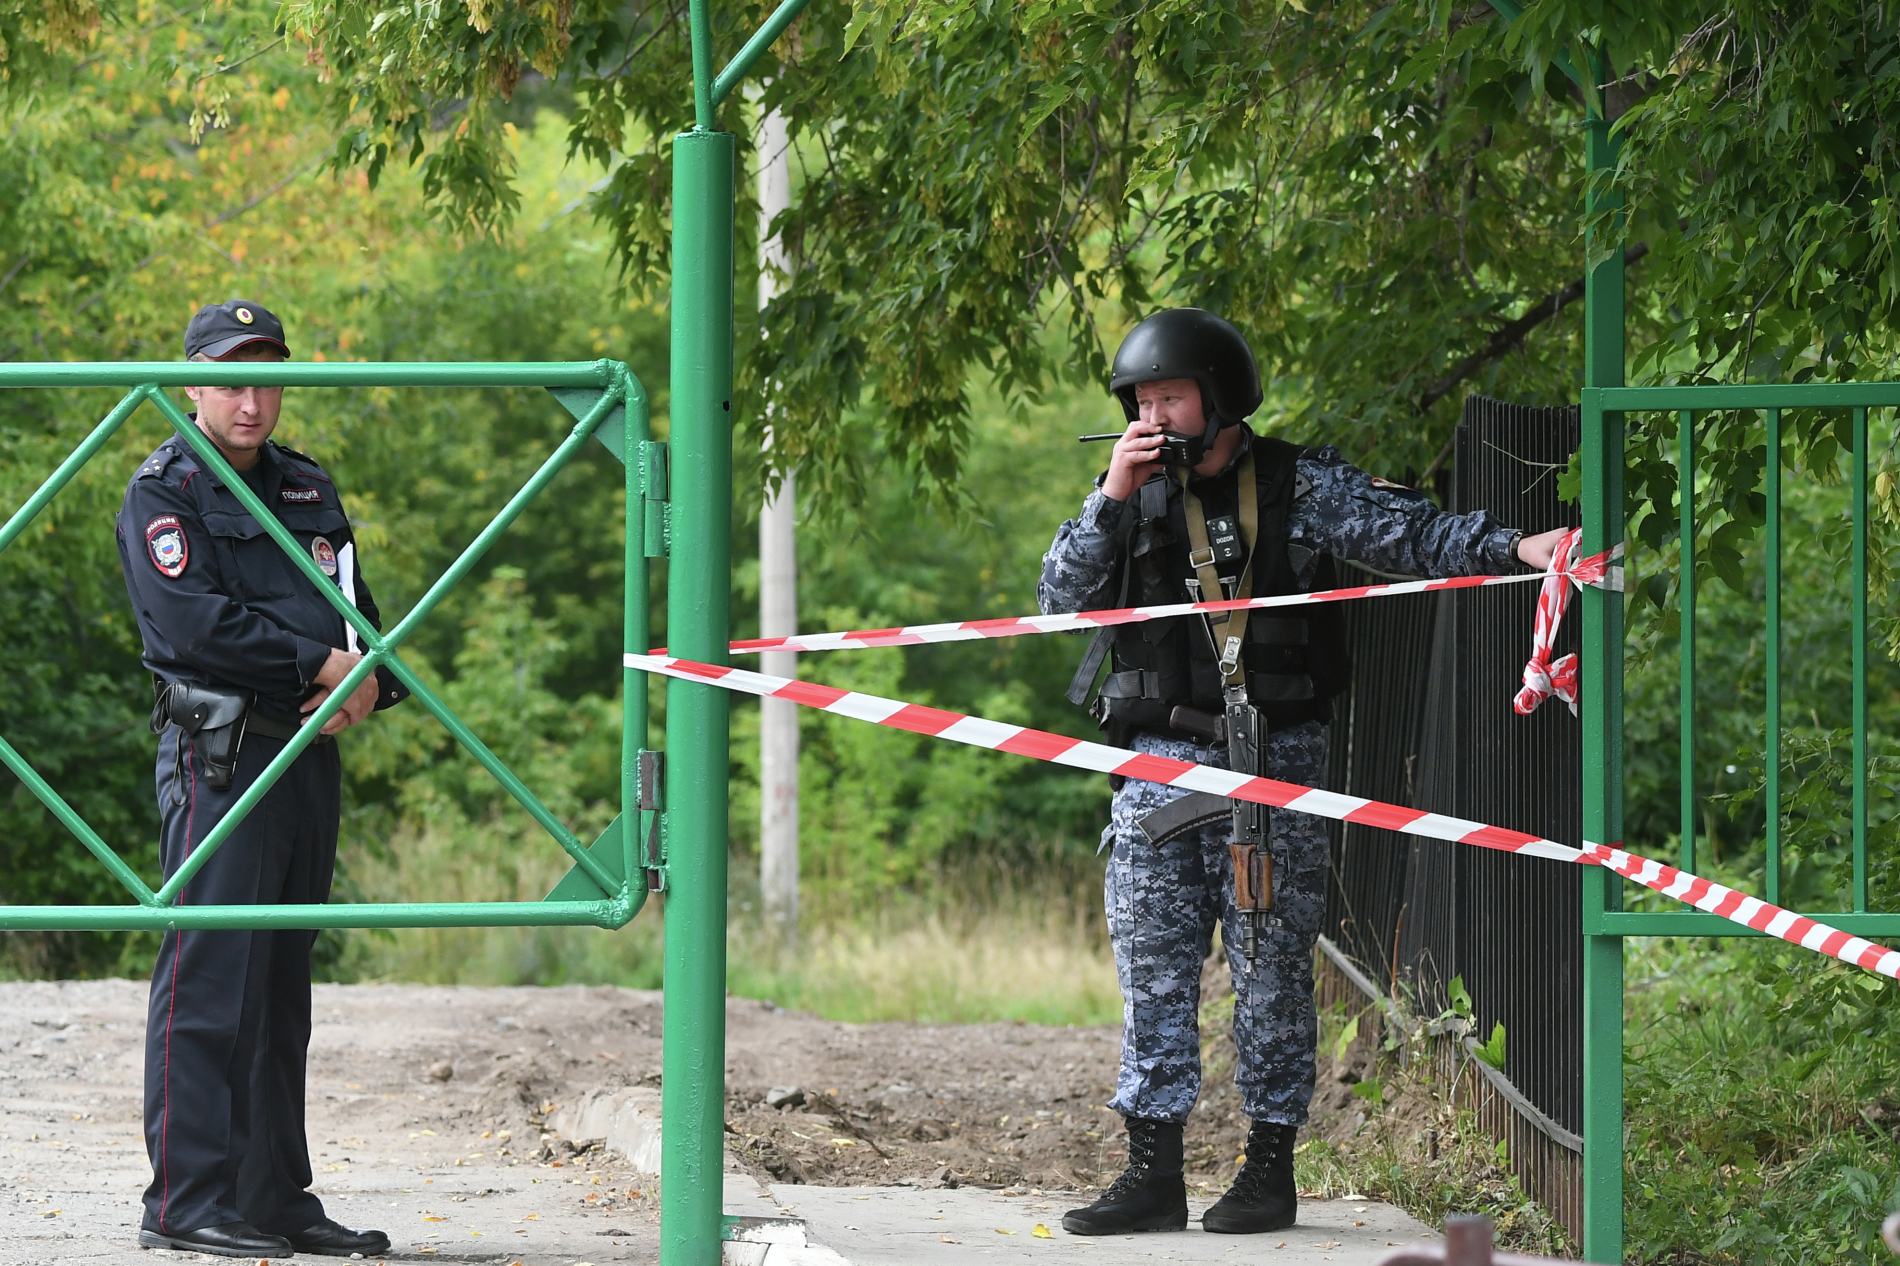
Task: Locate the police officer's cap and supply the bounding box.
[1109,308,1261,427]
[184,299,290,361]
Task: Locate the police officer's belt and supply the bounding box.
[245,711,331,743]
[152,679,331,796]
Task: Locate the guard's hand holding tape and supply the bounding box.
[1514,528,1624,717]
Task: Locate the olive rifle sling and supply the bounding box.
[1177,451,1258,690]
[1180,453,1271,961]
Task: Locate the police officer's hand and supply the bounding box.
[305,648,381,735]
[1102,418,1166,503]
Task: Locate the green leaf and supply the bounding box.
[1475,1021,1507,1071]
[1332,1013,1360,1065]
[1447,974,1474,1019]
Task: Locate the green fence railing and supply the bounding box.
[1579,381,1900,1263]
[0,360,656,931]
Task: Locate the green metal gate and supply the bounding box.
[1578,384,1900,1263]
[0,360,654,933]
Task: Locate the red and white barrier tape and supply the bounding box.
[713,544,1622,657]
[1513,528,1612,716]
[626,650,1898,981]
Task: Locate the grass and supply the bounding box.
[1619,936,1900,1265]
[327,824,1119,1027]
[724,896,1120,1026]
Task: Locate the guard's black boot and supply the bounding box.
[1202,1119,1299,1233]
[1061,1117,1188,1235]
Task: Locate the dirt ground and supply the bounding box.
[0,965,1379,1264]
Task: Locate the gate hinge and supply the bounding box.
[641,441,670,558]
[638,749,667,891]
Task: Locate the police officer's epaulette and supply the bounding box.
[134,439,188,482]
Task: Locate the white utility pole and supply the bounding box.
[757,105,799,942]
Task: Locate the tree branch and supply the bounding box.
[1418,240,1650,416]
[1415,241,1649,484]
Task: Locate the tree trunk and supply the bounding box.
[757,104,799,944]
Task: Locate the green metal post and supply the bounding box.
[623,371,653,893]
[1679,410,1695,876]
[1766,409,1782,906]
[661,126,735,1266]
[1853,407,1869,911]
[1580,74,1626,1265]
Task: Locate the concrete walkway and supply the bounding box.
[724,1172,1431,1265]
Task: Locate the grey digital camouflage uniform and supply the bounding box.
[1041,431,1519,1126]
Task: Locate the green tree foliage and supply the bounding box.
[270,0,1900,520]
[283,0,1609,497]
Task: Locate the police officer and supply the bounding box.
[1041,310,1564,1237]
[117,300,405,1258]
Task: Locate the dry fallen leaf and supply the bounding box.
[830,1138,856,1147]
[995,1228,1015,1235]
[939,1235,961,1244]
[423,1216,448,1222]
[1032,1224,1053,1239]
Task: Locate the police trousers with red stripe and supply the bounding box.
[142,727,339,1236]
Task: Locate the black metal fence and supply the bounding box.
[1322,395,1583,1184]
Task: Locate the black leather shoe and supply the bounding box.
[1061,1117,1189,1235]
[1202,1119,1299,1233]
[286,1217,392,1257]
[137,1221,293,1257]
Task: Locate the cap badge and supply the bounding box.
[311,535,338,577]
[235,306,254,325]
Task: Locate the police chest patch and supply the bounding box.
[145,516,188,578]
[281,486,322,504]
[311,535,338,577]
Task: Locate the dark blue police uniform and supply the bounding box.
[116,428,406,1239]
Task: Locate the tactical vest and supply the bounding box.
[1085,435,1351,734]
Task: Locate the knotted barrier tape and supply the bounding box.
[626,650,1899,982]
[1514,529,1624,717]
[687,559,1620,658]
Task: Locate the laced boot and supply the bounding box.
[1202,1119,1298,1233]
[1060,1117,1188,1235]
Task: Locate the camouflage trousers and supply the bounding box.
[1102,721,1330,1126]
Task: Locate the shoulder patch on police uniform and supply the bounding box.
[1293,471,1314,499]
[311,536,338,577]
[145,515,189,578]
[281,486,322,504]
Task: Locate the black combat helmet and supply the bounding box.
[1109,308,1263,428]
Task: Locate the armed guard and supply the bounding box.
[1041,309,1564,1236]
[117,300,401,1259]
